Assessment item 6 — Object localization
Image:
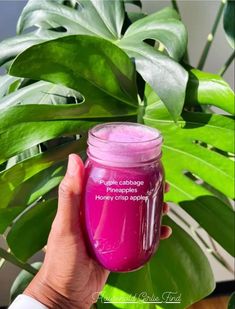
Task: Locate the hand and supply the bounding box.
[24,154,172,309]
[161,182,172,239]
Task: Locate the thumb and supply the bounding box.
[53,153,84,234]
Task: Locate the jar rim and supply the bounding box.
[89,122,163,145]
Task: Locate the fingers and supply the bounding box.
[164,182,170,193]
[162,183,171,239]
[160,225,172,240]
[161,203,172,239]
[162,202,170,215]
[53,154,84,234]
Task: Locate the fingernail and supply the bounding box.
[167,227,172,237]
[67,154,79,177]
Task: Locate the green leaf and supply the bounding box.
[0,208,23,234]
[223,0,235,48]
[228,292,235,309]
[0,80,136,117]
[0,2,228,307]
[7,79,22,95]
[121,7,187,61]
[0,30,61,66]
[7,199,57,261]
[0,139,86,209]
[0,117,95,165]
[0,81,83,109]
[17,0,124,40]
[0,100,136,165]
[186,68,235,115]
[0,75,21,98]
[144,87,235,256]
[99,268,155,309]
[9,163,64,208]
[10,35,138,107]
[0,0,126,67]
[0,104,102,131]
[10,262,42,302]
[2,3,188,122]
[98,217,214,309]
[6,146,40,170]
[118,41,188,121]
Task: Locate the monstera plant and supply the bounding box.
[0,0,234,308]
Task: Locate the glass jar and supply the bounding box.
[82,122,164,272]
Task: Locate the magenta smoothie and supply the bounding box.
[83,122,164,272]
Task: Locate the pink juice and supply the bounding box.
[82,122,164,272]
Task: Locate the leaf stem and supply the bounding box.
[171,0,180,16]
[218,50,235,76]
[0,248,38,275]
[197,0,227,70]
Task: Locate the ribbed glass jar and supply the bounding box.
[82,122,164,272]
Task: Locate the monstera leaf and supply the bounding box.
[9,36,138,107]
[0,81,83,109]
[0,0,188,120]
[186,67,235,114]
[7,199,58,261]
[17,0,125,39]
[0,1,234,308]
[0,29,63,66]
[119,7,187,61]
[144,85,235,256]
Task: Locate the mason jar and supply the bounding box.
[82,122,164,272]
